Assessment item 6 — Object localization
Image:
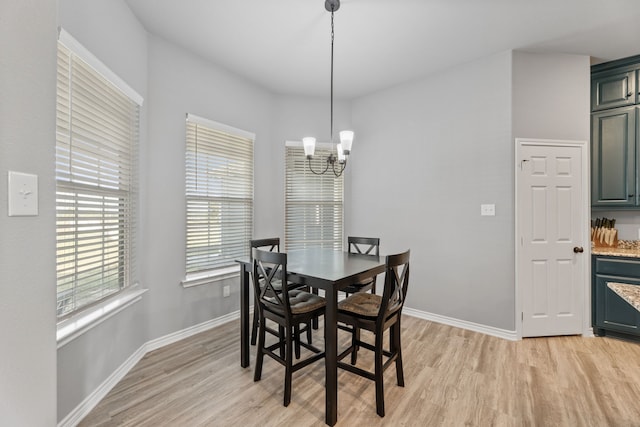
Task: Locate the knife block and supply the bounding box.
[592,227,618,247]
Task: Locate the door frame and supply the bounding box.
[515,138,591,339]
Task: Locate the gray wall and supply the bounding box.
[349,51,515,330]
[346,50,590,332]
[0,0,57,425]
[56,0,150,420]
[144,36,274,340]
[512,51,590,141]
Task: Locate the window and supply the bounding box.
[285,143,343,250]
[185,114,254,279]
[55,30,142,317]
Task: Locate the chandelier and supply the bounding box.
[303,0,353,178]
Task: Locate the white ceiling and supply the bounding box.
[125,0,640,99]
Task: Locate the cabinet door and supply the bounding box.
[591,106,636,207]
[594,274,640,335]
[592,69,636,111]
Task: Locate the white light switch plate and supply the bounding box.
[480,204,495,216]
[8,171,38,216]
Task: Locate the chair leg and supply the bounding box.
[254,314,266,382]
[374,329,385,417]
[306,320,313,344]
[284,327,293,407]
[294,325,301,359]
[350,326,360,365]
[279,325,285,358]
[251,300,259,345]
[393,322,405,387]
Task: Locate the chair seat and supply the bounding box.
[338,292,382,317]
[289,290,326,314]
[265,289,326,315]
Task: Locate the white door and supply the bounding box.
[517,139,587,337]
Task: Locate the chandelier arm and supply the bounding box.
[332,159,346,178]
[308,156,332,175]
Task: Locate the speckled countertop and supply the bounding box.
[592,240,640,258]
[607,282,640,313]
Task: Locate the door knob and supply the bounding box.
[573,246,584,253]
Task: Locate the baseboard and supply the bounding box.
[146,310,240,352]
[57,344,147,427]
[58,310,240,427]
[403,307,518,341]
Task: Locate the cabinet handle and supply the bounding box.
[629,194,635,198]
[573,246,584,253]
[628,92,633,97]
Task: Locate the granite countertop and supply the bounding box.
[592,247,640,258]
[592,240,640,258]
[607,282,640,313]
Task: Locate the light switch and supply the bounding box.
[480,203,495,216]
[8,171,38,216]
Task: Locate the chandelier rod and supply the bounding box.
[330,5,335,146]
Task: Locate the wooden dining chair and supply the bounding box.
[252,249,326,407]
[250,238,280,346]
[336,249,410,417]
[341,236,380,295]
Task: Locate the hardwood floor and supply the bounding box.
[79,316,640,426]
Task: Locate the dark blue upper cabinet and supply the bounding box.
[592,69,637,111]
[591,107,637,207]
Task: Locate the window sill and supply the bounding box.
[56,286,148,349]
[181,266,239,288]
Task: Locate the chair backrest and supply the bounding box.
[379,250,410,321]
[250,237,280,260]
[348,236,380,256]
[252,249,291,316]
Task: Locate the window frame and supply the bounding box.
[284,140,344,251]
[182,114,255,287]
[55,29,142,320]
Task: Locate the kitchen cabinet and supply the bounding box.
[591,106,637,207]
[592,256,640,339]
[591,55,640,209]
[591,68,637,111]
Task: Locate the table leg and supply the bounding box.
[240,263,250,368]
[325,286,338,426]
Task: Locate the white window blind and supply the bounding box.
[285,145,343,250]
[55,37,140,318]
[185,115,254,275]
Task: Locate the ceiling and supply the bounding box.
[125,0,640,99]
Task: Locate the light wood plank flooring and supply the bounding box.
[79,316,640,426]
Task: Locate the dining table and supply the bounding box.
[236,247,386,426]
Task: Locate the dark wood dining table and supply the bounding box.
[236,247,386,426]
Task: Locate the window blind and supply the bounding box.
[55,40,140,317]
[185,115,254,275]
[285,145,343,250]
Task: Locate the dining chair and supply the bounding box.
[336,249,410,417]
[252,249,326,407]
[250,238,280,346]
[250,238,314,352]
[341,236,380,295]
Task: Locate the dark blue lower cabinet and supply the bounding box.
[592,256,640,339]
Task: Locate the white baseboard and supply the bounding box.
[402,307,518,341]
[58,310,240,427]
[146,310,240,352]
[57,344,147,427]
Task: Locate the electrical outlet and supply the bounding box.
[223,285,230,298]
[480,204,496,216]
